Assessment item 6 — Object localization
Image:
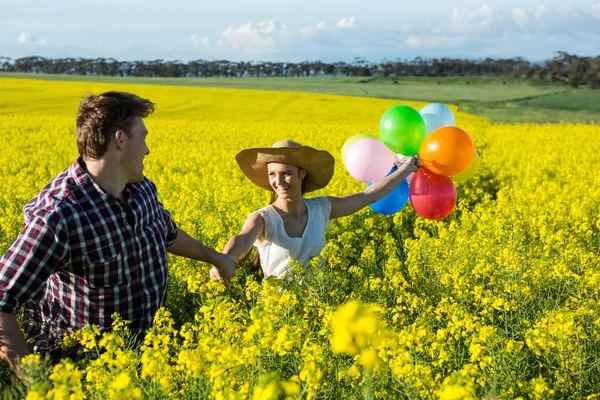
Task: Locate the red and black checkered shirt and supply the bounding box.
[0,158,178,352]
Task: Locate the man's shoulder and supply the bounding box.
[131,177,159,197]
[24,165,80,220]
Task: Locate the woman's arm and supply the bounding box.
[222,212,265,261]
[209,212,265,284]
[328,156,419,219]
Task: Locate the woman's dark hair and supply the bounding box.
[76,91,154,159]
[245,166,307,274]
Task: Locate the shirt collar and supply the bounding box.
[69,157,139,201]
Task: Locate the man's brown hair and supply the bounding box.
[76,91,155,159]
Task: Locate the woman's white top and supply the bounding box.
[254,196,331,278]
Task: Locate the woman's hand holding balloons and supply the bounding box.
[342,102,480,219]
[395,155,420,174]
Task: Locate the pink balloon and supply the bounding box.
[344,138,394,182]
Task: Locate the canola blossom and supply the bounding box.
[0,78,599,399]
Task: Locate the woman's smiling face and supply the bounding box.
[267,163,306,199]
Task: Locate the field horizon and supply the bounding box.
[2,72,599,124]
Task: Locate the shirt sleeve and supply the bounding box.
[147,179,178,247]
[318,196,332,229]
[0,209,69,314]
[161,205,178,247]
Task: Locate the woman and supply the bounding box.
[210,140,419,284]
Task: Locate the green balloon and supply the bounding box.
[341,132,378,160]
[379,106,426,155]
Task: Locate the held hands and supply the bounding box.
[395,155,421,174]
[209,253,237,288]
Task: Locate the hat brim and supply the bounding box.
[236,146,335,193]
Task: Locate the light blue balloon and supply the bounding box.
[420,103,455,135]
[366,167,409,215]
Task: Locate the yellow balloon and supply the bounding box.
[451,149,480,183]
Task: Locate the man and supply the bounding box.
[0,91,236,374]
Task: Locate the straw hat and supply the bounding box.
[235,140,335,193]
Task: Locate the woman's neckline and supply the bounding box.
[269,199,310,240]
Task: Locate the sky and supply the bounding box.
[1,0,599,63]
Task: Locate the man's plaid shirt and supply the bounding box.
[0,158,178,352]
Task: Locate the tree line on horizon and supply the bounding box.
[0,51,598,88]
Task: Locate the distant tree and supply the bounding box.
[568,56,590,88]
[0,53,597,88]
[587,56,600,89]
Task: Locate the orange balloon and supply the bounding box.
[418,126,475,176]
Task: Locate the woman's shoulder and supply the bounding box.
[255,203,276,216]
[306,196,331,207]
[306,196,331,218]
[247,210,266,224]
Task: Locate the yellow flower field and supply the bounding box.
[1,77,599,399]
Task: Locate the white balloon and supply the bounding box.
[420,103,455,135]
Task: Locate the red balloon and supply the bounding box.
[409,169,457,220]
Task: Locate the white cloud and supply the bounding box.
[528,5,600,34]
[336,16,356,29]
[17,32,29,44]
[186,6,599,61]
[257,19,276,34]
[512,8,528,27]
[299,21,328,36]
[191,33,210,48]
[316,21,327,31]
[17,32,48,45]
[216,19,291,54]
[449,4,498,34]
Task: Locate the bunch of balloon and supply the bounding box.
[412,103,480,219]
[341,103,480,219]
[352,105,423,215]
[380,103,480,219]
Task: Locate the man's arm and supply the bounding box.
[0,312,30,375]
[167,228,237,281]
[0,210,68,374]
